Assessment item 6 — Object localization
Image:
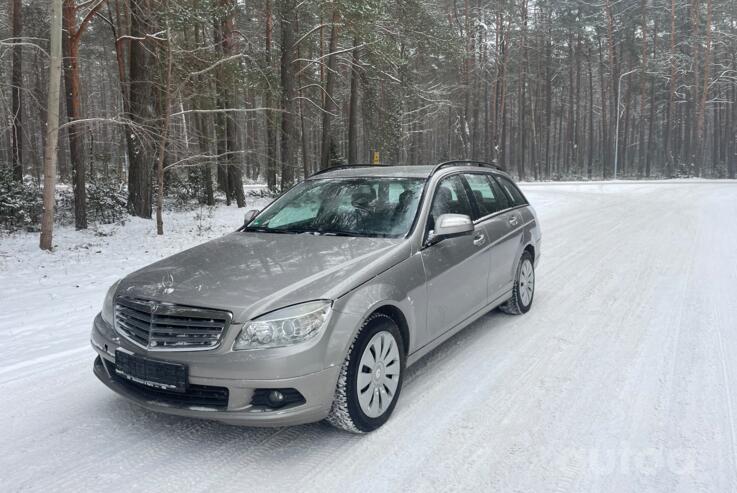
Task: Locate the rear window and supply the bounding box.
[494,175,527,207]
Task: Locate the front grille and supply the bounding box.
[114,297,231,351]
[104,359,229,409]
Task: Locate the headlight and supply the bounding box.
[233,300,332,350]
[101,279,121,325]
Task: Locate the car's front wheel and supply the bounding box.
[500,250,535,315]
[326,313,405,433]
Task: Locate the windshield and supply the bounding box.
[246,177,425,238]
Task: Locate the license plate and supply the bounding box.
[114,349,188,393]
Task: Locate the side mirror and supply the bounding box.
[427,213,474,245]
[243,209,259,227]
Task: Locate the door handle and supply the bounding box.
[508,215,519,227]
[473,232,486,246]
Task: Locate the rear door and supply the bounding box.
[420,174,489,343]
[491,174,529,292]
[462,173,515,302]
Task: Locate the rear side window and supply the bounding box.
[494,175,527,207]
[463,173,509,218]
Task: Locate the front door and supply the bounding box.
[420,174,490,344]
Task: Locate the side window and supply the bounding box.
[463,173,509,218]
[427,175,473,231]
[494,175,527,207]
[488,175,510,211]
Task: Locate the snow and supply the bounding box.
[1,181,737,492]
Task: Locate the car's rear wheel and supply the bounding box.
[500,251,535,315]
[326,313,405,433]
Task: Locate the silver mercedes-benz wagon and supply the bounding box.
[91,161,541,433]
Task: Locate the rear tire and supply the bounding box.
[500,251,535,315]
[326,313,405,433]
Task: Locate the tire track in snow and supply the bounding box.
[702,186,737,487]
[714,312,737,486]
[0,346,88,381]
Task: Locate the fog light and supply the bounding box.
[251,388,306,409]
[268,390,285,407]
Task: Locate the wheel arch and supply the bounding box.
[370,304,411,356]
[523,242,535,262]
[331,258,423,364]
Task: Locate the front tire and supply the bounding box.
[326,313,405,433]
[500,251,535,315]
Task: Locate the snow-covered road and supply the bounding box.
[1,181,736,492]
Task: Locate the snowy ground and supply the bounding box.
[1,181,736,492]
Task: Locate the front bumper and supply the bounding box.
[91,314,340,426]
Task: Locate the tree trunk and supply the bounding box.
[598,37,609,178]
[490,12,503,165]
[726,52,737,179]
[604,0,618,177]
[279,0,297,188]
[587,44,595,179]
[295,15,310,177]
[646,20,657,177]
[320,11,340,170]
[62,1,87,230]
[664,0,678,176]
[11,0,24,181]
[156,28,173,235]
[41,0,63,251]
[637,0,649,177]
[564,32,574,176]
[196,107,215,206]
[498,29,509,169]
[212,15,230,202]
[218,0,245,207]
[33,49,46,183]
[264,0,277,189]
[621,87,632,175]
[109,0,130,183]
[127,0,155,218]
[695,0,713,175]
[192,23,214,206]
[544,12,552,177]
[574,35,582,175]
[347,35,361,164]
[518,0,528,180]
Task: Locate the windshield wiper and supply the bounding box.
[318,230,391,238]
[244,227,295,234]
[244,227,321,235]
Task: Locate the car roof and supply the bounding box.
[307,165,434,179]
[307,164,508,180]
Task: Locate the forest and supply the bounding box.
[1,0,736,242]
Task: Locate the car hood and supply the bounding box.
[116,232,408,322]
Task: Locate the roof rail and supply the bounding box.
[309,164,393,177]
[432,160,505,174]
[308,160,505,179]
